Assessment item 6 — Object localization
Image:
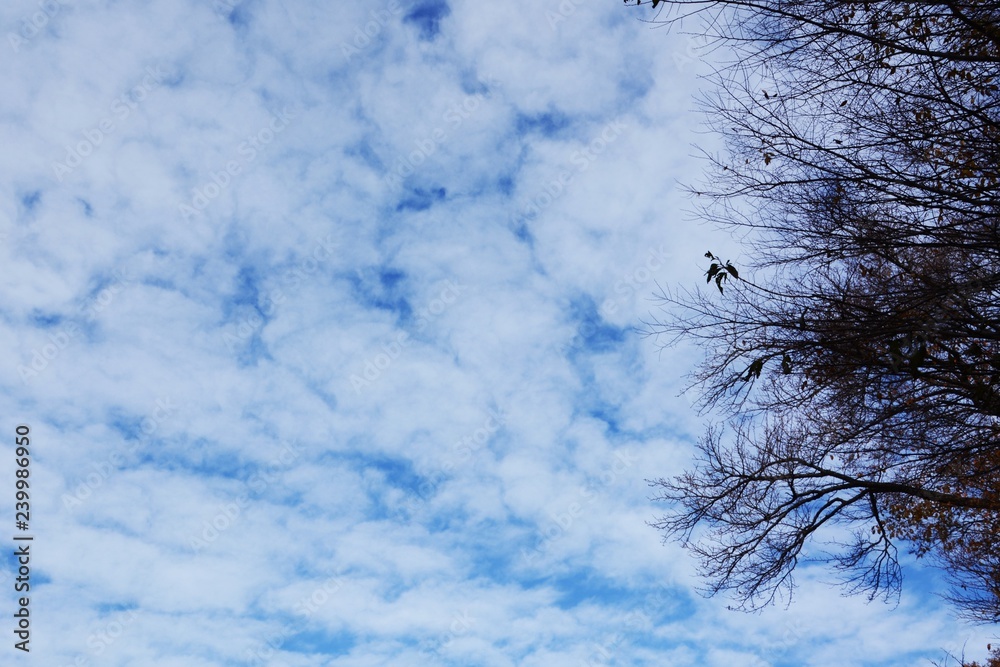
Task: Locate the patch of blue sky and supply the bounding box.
[218,268,276,366]
[628,583,695,624]
[564,295,628,355]
[272,489,306,511]
[460,540,523,584]
[899,558,954,601]
[616,67,655,102]
[82,271,130,301]
[286,560,344,583]
[379,577,414,603]
[537,575,693,643]
[233,331,272,367]
[348,265,412,321]
[226,3,252,29]
[78,515,148,539]
[458,72,492,96]
[19,190,41,214]
[395,185,447,213]
[280,628,356,657]
[423,510,470,533]
[565,347,633,396]
[496,174,515,197]
[516,111,573,139]
[299,377,338,411]
[107,410,153,443]
[131,441,249,482]
[318,448,423,495]
[137,275,176,291]
[345,140,385,174]
[231,265,262,304]
[2,551,50,585]
[496,176,537,244]
[93,601,139,614]
[403,0,451,41]
[28,310,62,328]
[362,453,425,494]
[585,403,623,436]
[510,219,534,246]
[549,571,637,610]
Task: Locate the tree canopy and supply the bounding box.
[633,0,1000,622]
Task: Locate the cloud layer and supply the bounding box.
[0,0,994,665]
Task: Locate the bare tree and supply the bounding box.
[631,0,1000,621]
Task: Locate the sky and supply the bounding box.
[0,0,996,665]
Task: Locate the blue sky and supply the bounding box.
[0,0,995,665]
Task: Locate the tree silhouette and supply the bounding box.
[634,0,1000,621]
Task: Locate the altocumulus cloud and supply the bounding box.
[0,0,993,665]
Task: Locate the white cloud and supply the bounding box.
[0,0,991,665]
